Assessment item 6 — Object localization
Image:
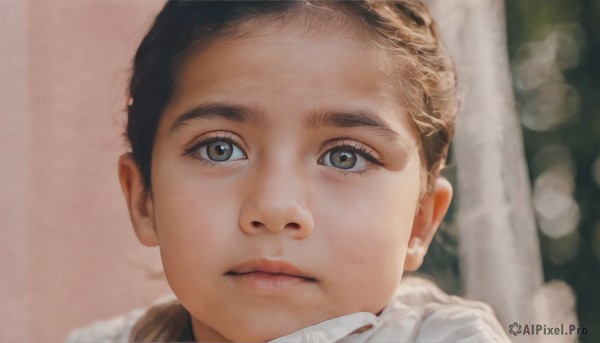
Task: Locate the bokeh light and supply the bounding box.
[533,179,581,240]
[532,145,580,240]
[521,82,581,131]
[513,41,563,92]
[552,23,585,70]
[512,23,585,132]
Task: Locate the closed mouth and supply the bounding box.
[225,270,317,281]
[226,258,317,281]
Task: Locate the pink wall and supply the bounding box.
[0,1,171,342]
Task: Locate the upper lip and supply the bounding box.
[227,259,315,280]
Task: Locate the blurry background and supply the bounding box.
[506,0,600,341]
[423,1,600,342]
[0,1,169,343]
[0,1,598,343]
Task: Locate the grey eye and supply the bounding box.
[328,148,357,169]
[198,140,245,162]
[207,141,232,161]
[322,146,370,172]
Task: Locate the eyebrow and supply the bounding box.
[169,103,262,135]
[169,103,409,145]
[304,109,408,145]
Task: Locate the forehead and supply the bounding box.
[159,18,416,144]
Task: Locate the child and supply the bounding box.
[68,1,511,342]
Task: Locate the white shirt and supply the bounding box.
[66,276,512,342]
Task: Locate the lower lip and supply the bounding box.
[227,272,314,290]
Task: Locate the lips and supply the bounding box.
[226,259,316,281]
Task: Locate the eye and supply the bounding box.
[195,138,246,163]
[322,146,370,171]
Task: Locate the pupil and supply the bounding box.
[208,141,232,161]
[331,149,356,169]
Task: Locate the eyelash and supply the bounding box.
[319,141,383,175]
[183,133,245,165]
[183,135,383,173]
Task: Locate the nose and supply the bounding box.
[239,164,314,239]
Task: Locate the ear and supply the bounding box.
[404,177,453,272]
[118,153,159,247]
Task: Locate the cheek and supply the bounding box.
[154,181,233,246]
[152,154,243,243]
[314,168,420,309]
[151,168,242,292]
[320,211,409,313]
[316,163,421,256]
[325,194,413,275]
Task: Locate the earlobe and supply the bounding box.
[118,153,159,247]
[404,177,453,272]
[404,236,426,272]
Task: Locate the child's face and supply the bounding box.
[120,22,452,343]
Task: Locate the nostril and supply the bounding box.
[247,221,302,231]
[287,222,300,230]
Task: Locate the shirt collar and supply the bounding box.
[269,311,380,343]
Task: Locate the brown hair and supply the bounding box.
[127,1,458,341]
[129,301,195,342]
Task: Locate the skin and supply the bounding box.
[118,21,452,343]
